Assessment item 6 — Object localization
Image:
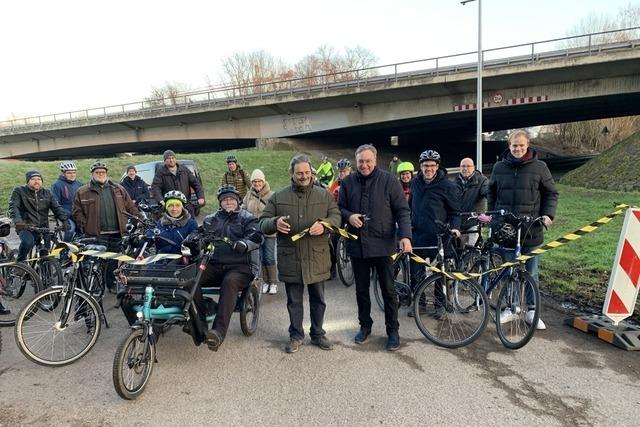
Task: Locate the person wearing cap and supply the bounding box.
[243,169,278,295]
[388,154,402,176]
[8,171,69,263]
[221,155,251,199]
[196,184,263,351]
[396,161,415,202]
[73,161,141,292]
[121,165,150,205]
[260,154,341,354]
[316,155,334,187]
[51,161,83,241]
[151,150,205,216]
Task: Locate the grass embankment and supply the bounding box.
[1,151,639,316]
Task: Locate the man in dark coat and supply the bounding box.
[260,154,341,354]
[121,165,150,204]
[151,150,205,215]
[488,129,558,330]
[338,144,412,351]
[454,157,488,247]
[51,161,83,241]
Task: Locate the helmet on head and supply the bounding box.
[396,161,415,174]
[163,190,187,205]
[419,150,441,164]
[336,158,351,170]
[226,155,238,163]
[60,161,77,172]
[0,216,10,237]
[321,155,328,162]
[90,161,108,173]
[217,184,241,202]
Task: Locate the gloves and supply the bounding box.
[183,232,200,246]
[232,240,248,253]
[15,222,26,231]
[477,214,491,224]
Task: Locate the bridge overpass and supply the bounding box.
[1,28,639,160]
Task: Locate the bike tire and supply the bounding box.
[113,328,155,400]
[336,238,354,287]
[413,274,489,349]
[495,270,540,350]
[87,261,107,303]
[0,262,43,327]
[461,249,504,309]
[15,288,102,366]
[240,283,260,336]
[35,258,63,290]
[372,256,410,311]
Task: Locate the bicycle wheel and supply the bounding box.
[336,238,354,287]
[15,288,101,366]
[413,274,488,349]
[35,258,63,290]
[240,283,260,336]
[461,249,504,309]
[86,261,107,303]
[0,262,43,327]
[495,270,539,350]
[113,328,155,400]
[372,257,410,311]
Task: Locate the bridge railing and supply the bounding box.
[1,26,638,134]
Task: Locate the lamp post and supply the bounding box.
[461,0,483,172]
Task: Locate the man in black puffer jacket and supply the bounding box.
[121,165,150,204]
[151,150,205,215]
[488,129,558,330]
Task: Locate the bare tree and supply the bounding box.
[144,81,191,107]
[220,50,290,96]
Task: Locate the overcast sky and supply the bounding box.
[1,0,636,120]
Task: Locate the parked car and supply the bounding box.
[121,160,204,216]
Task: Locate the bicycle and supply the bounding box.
[14,238,112,366]
[410,221,489,348]
[335,236,354,287]
[21,225,65,291]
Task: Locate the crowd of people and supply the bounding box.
[3,128,558,351]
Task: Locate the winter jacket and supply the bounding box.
[121,175,150,203]
[153,211,198,254]
[243,182,275,237]
[201,208,263,275]
[260,180,340,285]
[72,180,140,237]
[9,185,67,227]
[410,168,461,248]
[338,167,411,259]
[316,161,334,186]
[221,166,251,199]
[487,148,559,248]
[454,170,488,230]
[51,175,83,215]
[151,164,204,212]
[401,181,411,202]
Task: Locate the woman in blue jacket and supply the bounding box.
[153,190,198,254]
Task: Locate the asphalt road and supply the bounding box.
[1,277,639,426]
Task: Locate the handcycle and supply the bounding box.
[112,236,261,400]
[14,237,113,366]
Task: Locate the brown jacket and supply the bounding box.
[72,180,140,236]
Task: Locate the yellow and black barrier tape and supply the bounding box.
[403,203,635,282]
[22,241,81,263]
[291,221,358,242]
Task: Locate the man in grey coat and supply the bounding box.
[260,154,341,354]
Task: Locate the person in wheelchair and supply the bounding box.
[196,184,263,351]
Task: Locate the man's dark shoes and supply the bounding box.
[354,328,371,344]
[386,334,400,351]
[0,307,11,316]
[285,338,303,353]
[310,336,334,351]
[205,329,223,352]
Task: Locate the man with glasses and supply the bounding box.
[454,158,488,247]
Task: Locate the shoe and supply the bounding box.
[354,328,371,344]
[261,282,270,294]
[0,307,11,316]
[386,334,400,351]
[285,338,303,353]
[499,308,518,324]
[205,329,223,352]
[525,310,547,330]
[268,283,278,295]
[310,336,334,351]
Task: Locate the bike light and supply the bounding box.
[136,311,143,319]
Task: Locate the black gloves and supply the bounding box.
[232,240,248,253]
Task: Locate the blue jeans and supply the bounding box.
[261,237,275,266]
[501,246,539,307]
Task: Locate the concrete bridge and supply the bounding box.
[1,28,639,159]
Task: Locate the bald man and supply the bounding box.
[454,158,488,247]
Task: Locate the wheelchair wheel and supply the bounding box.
[240,283,260,336]
[113,328,155,400]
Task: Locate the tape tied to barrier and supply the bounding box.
[402,203,635,282]
[291,220,358,242]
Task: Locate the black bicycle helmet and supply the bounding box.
[336,158,351,170]
[60,161,77,172]
[0,216,10,237]
[163,190,188,205]
[217,184,241,201]
[90,161,108,172]
[493,222,517,247]
[226,155,238,163]
[419,150,441,164]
